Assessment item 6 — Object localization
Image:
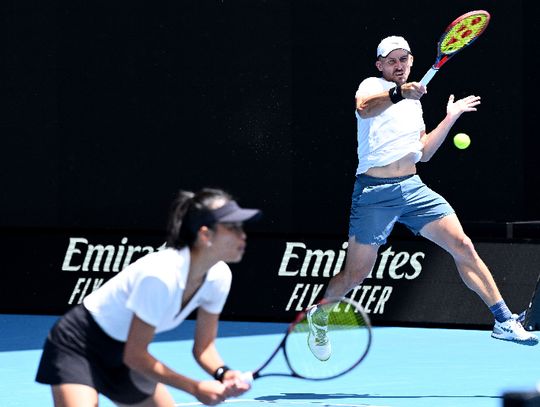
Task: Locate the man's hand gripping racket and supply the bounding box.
[239,297,372,384]
[420,10,490,86]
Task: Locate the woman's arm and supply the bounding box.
[123,314,229,405]
[193,308,251,396]
[192,308,223,373]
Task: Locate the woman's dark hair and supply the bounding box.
[166,188,232,249]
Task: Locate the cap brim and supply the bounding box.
[219,208,261,223]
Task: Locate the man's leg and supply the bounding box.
[420,213,538,345]
[307,237,380,360]
[324,237,380,299]
[419,213,502,306]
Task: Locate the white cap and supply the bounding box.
[377,36,411,58]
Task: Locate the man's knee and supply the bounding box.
[452,234,478,260]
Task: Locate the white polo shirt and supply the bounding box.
[83,247,232,341]
[355,77,425,174]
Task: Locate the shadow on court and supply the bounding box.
[256,392,370,401]
[255,392,501,402]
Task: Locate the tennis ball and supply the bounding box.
[453,133,471,149]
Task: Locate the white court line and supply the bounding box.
[175,399,389,407]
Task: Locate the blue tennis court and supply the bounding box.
[1,314,538,407]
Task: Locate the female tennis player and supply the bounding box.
[36,188,260,406]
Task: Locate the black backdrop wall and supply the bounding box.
[1,0,540,323]
[2,0,539,233]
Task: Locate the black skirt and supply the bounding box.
[35,304,157,404]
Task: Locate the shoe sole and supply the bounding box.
[491,334,539,346]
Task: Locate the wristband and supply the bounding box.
[213,365,230,382]
[389,85,404,104]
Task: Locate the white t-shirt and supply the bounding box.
[83,247,232,341]
[355,77,425,174]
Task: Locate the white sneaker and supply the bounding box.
[491,314,539,346]
[306,305,331,361]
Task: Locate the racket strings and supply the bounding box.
[440,13,489,54]
[284,300,371,380]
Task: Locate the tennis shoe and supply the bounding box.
[307,305,331,361]
[491,314,538,346]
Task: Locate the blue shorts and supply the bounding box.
[349,174,454,245]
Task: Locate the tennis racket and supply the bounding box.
[420,10,491,86]
[240,297,371,383]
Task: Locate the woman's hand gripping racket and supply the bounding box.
[420,10,490,86]
[240,297,371,384]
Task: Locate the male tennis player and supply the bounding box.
[307,36,538,360]
[36,188,258,406]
